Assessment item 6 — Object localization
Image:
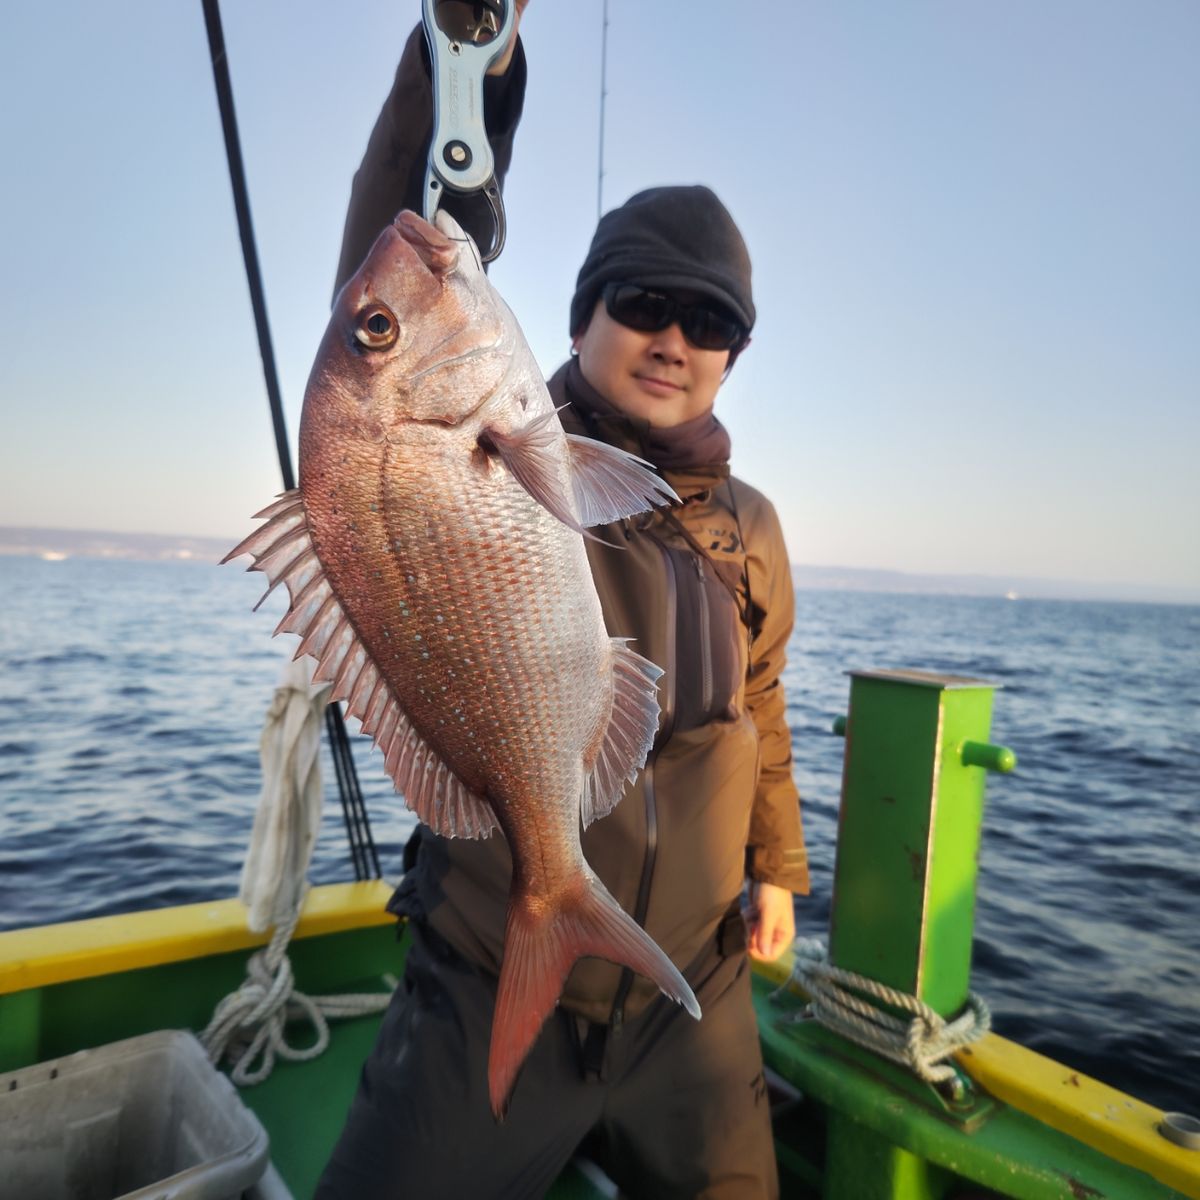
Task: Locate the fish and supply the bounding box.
[225,209,701,1117]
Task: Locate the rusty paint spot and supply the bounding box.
[1053,1171,1104,1199]
[904,845,925,882]
[1066,1073,1081,1087]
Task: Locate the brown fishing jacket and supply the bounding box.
[336,26,809,1024]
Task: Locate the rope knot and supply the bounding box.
[778,938,991,1088]
[201,904,393,1087]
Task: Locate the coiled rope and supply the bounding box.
[777,937,991,1087]
[201,896,394,1086]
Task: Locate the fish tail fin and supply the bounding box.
[488,874,701,1120]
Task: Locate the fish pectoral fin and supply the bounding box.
[227,489,497,841]
[489,874,700,1120]
[483,411,679,536]
[581,639,664,827]
[482,409,590,534]
[564,434,680,526]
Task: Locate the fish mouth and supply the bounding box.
[391,209,485,275]
[392,210,459,269]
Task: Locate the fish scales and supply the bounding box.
[307,424,608,842]
[227,209,700,1118]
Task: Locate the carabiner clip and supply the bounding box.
[422,0,515,262]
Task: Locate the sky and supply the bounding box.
[1,1,1197,598]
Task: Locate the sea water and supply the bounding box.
[0,556,1196,1113]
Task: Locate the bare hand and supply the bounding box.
[487,0,529,76]
[746,881,795,963]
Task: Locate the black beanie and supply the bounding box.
[569,185,755,337]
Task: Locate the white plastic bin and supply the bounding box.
[0,1029,270,1200]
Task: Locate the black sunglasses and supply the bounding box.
[602,283,747,353]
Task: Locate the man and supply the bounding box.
[317,7,808,1197]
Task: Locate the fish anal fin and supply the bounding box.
[488,874,699,1120]
[581,639,664,827]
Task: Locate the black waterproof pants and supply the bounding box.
[314,920,778,1200]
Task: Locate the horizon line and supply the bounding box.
[1,523,1196,606]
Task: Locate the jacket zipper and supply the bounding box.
[694,555,713,715]
[610,534,678,1037]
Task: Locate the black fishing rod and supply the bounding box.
[201,0,380,881]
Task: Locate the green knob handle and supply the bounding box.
[960,740,1017,773]
[832,715,847,737]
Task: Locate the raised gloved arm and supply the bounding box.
[332,7,528,298]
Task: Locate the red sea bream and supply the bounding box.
[226,210,700,1117]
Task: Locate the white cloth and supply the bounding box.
[239,655,330,933]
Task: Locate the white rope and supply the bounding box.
[776,937,991,1087]
[201,896,394,1086]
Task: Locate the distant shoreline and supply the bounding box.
[0,527,232,567]
[789,564,1200,606]
[1,526,1196,607]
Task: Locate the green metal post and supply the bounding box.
[821,670,1015,1200]
[829,669,1013,1016]
[824,1115,956,1200]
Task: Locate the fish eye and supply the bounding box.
[355,303,399,350]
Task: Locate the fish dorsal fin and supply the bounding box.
[225,490,499,841]
[484,410,679,533]
[580,638,664,827]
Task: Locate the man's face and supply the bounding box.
[574,294,732,428]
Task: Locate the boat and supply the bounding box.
[2,667,1196,1199]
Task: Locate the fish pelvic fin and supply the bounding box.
[580,639,664,827]
[488,873,701,1121]
[482,410,679,538]
[225,491,498,841]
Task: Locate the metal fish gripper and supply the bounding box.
[422,0,516,262]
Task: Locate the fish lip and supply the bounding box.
[391,209,455,248]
